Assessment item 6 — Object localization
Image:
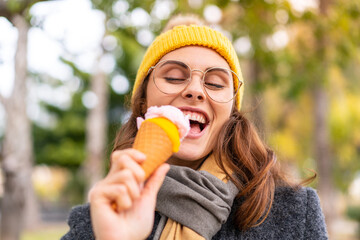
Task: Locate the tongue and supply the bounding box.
[189,122,201,134]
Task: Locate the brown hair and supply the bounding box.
[113,15,314,231]
[213,106,299,229]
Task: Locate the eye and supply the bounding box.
[204,75,226,90]
[156,63,189,84]
[164,77,187,84]
[204,82,224,89]
[204,68,232,90]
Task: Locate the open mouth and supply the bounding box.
[189,120,206,133]
[182,110,209,135]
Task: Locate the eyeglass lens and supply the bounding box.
[153,60,239,103]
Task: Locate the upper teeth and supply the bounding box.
[182,111,206,124]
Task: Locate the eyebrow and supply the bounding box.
[206,67,231,74]
[162,60,231,72]
[161,60,188,69]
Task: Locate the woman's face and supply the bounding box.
[146,46,234,166]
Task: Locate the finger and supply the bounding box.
[116,157,146,183]
[142,163,170,200]
[89,183,133,211]
[110,149,146,177]
[104,169,141,199]
[112,149,147,164]
[115,186,133,212]
[109,155,146,183]
[104,185,132,212]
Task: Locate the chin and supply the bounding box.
[174,144,208,161]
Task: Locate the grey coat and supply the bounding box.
[61,187,328,239]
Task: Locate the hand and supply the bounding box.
[89,149,169,240]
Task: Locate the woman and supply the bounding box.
[62,15,328,240]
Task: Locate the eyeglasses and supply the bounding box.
[147,60,243,103]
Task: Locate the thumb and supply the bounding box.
[142,163,170,201]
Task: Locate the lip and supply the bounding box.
[177,106,210,139]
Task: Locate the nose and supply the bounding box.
[181,70,206,101]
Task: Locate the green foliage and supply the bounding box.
[6,0,24,13]
[347,205,360,237]
[61,169,87,205]
[32,53,92,169]
[33,92,87,168]
[347,205,360,222]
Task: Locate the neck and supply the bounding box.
[167,155,208,170]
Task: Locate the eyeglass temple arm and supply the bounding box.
[147,66,155,75]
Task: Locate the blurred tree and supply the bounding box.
[313,0,334,231]
[33,62,89,204]
[83,48,109,198]
[81,0,147,201]
[347,205,360,238]
[0,0,45,239]
[34,88,87,169]
[282,0,360,234]
[218,0,360,235]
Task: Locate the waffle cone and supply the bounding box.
[133,120,174,179]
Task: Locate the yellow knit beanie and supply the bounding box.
[132,24,244,110]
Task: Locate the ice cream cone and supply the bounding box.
[111,106,189,212]
[134,118,179,179]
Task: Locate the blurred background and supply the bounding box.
[0,0,359,239]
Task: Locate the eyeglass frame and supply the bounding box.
[146,60,244,103]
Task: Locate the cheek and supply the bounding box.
[212,116,228,137]
[146,81,162,106]
[145,87,154,106]
[210,105,232,137]
[214,103,232,124]
[146,79,180,107]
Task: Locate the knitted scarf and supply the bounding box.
[154,154,238,240]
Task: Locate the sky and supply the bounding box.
[0,0,105,96]
[0,0,107,131]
